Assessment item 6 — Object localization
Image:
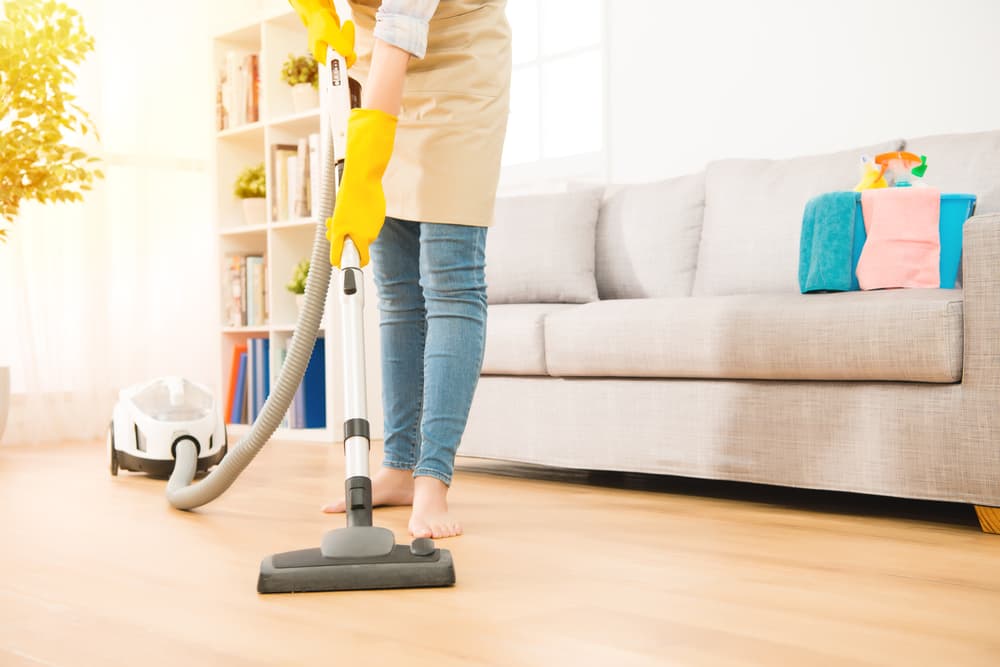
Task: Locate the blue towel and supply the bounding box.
[799,191,862,293]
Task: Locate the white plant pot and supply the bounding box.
[295,293,306,316]
[0,365,9,444]
[291,84,319,113]
[242,197,267,226]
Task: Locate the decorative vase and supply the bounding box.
[291,84,319,113]
[242,197,267,226]
[0,365,9,444]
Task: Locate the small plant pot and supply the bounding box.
[291,84,319,113]
[0,365,9,444]
[295,293,306,316]
[242,197,267,226]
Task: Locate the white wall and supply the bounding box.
[607,0,1000,183]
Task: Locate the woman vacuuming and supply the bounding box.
[289,0,511,539]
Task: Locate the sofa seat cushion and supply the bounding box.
[544,290,963,383]
[483,304,574,376]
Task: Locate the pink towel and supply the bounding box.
[856,187,941,290]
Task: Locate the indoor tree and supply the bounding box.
[0,0,103,240]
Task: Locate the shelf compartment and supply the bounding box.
[268,108,321,135]
[218,120,265,142]
[221,222,268,236]
[271,217,319,231]
[222,325,270,334]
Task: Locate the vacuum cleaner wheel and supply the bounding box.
[108,421,118,477]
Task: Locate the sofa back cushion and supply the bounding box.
[487,189,601,304]
[596,173,705,299]
[905,129,1000,214]
[693,139,904,296]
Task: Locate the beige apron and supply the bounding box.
[348,0,511,227]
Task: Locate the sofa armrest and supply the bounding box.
[962,213,1000,389]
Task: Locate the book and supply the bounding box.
[287,156,298,221]
[216,66,227,131]
[246,337,256,422]
[270,143,297,221]
[253,256,266,325]
[217,50,260,131]
[226,343,247,424]
[223,51,245,128]
[302,338,326,428]
[231,351,248,424]
[253,337,270,419]
[247,53,260,123]
[245,256,256,327]
[295,137,310,218]
[239,258,247,325]
[308,133,320,218]
[223,255,245,327]
[245,255,265,326]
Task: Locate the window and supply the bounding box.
[502,0,606,179]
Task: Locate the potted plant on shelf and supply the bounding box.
[286,260,310,315]
[1,0,103,442]
[281,53,319,113]
[234,163,266,226]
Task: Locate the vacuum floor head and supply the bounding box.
[257,527,455,593]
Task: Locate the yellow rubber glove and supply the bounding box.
[328,108,398,267]
[288,0,356,68]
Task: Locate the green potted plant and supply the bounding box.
[281,53,319,113]
[1,0,103,442]
[234,163,266,226]
[286,259,309,314]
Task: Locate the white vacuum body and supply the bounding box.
[108,376,227,477]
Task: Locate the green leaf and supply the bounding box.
[1,0,100,227]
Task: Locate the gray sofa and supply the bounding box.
[465,129,1000,531]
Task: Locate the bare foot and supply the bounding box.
[408,476,462,539]
[322,466,414,513]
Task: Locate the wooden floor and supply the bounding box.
[2,440,1000,667]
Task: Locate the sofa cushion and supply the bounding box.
[483,304,573,375]
[596,173,705,300]
[693,139,904,296]
[905,129,1000,214]
[544,290,963,383]
[486,189,601,304]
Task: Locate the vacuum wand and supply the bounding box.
[256,50,456,593]
[321,49,374,528]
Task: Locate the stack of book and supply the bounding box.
[217,51,260,131]
[225,337,326,428]
[223,254,267,328]
[270,134,321,222]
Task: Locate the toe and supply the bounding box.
[409,520,432,539]
[321,501,346,513]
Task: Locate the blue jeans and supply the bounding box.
[370,217,488,486]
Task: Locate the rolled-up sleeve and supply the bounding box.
[374,0,440,59]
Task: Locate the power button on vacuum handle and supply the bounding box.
[410,538,435,557]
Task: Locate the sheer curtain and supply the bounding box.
[0,0,251,445]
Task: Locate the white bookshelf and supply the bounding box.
[212,10,383,445]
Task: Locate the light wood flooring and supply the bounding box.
[2,440,999,666]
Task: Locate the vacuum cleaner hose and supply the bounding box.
[166,133,337,511]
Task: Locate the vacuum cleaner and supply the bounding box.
[142,50,455,593]
[108,376,227,478]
